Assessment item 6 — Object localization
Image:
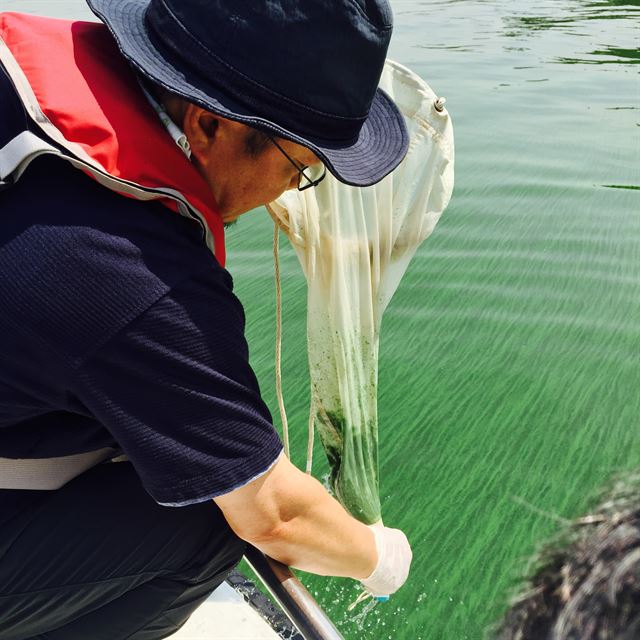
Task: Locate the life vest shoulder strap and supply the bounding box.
[0,13,226,264]
[0,129,59,187]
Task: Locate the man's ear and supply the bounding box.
[183,104,219,168]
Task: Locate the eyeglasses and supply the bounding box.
[269,137,327,191]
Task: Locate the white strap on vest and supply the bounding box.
[0,130,60,185]
[0,36,218,257]
[0,130,115,491]
[0,447,117,490]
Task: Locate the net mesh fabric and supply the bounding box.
[268,60,455,524]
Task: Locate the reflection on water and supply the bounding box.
[557,46,640,64]
[400,0,639,66]
[503,0,640,30]
[501,0,639,64]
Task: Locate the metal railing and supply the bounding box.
[244,545,345,640]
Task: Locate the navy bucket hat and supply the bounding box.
[86,0,409,186]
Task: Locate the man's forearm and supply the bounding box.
[248,472,377,578]
[215,455,377,580]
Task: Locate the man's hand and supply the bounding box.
[360,525,412,597]
[214,453,411,592]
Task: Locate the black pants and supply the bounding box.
[0,462,245,640]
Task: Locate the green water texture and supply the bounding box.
[7,0,639,637]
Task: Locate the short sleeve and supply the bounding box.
[72,267,283,506]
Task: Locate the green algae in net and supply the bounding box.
[268,60,454,524]
[316,409,380,525]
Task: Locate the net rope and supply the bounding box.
[273,220,317,473]
[273,222,290,459]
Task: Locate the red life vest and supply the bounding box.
[0,12,226,266]
[0,13,228,490]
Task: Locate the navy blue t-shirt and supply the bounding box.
[0,154,282,507]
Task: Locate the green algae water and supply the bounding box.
[8,0,639,637]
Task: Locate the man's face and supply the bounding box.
[184,108,323,222]
[209,131,322,224]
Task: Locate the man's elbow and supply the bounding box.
[213,454,311,551]
[223,508,300,567]
[213,492,290,546]
[230,516,290,547]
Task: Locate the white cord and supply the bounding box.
[305,394,315,475]
[273,222,290,459]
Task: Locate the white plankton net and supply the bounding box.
[268,59,455,524]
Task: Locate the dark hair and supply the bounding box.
[495,471,640,640]
[244,128,272,158]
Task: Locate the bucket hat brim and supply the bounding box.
[86,0,409,187]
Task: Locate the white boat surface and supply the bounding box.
[169,549,343,640]
[168,580,282,640]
